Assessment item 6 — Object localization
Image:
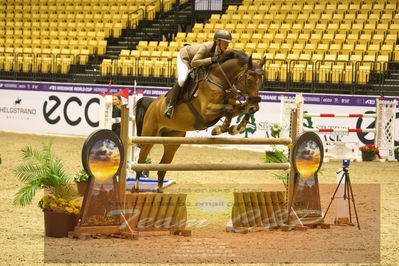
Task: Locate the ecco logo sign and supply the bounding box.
[43,95,99,127]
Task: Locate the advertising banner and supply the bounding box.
[0,80,398,149]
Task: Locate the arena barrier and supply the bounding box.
[281,95,397,161]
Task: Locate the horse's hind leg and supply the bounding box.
[157,131,186,193]
[131,143,154,193]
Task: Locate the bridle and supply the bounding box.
[205,62,262,105]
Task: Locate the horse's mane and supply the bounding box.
[217,50,248,66]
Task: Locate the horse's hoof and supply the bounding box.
[229,125,245,135]
[130,187,139,193]
[228,125,239,135]
[156,188,164,193]
[211,126,222,135]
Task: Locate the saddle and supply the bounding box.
[166,67,207,106]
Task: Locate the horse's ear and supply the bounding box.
[260,56,266,67]
[248,54,253,68]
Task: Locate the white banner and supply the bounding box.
[0,81,398,151]
[186,101,398,151]
[0,90,99,135]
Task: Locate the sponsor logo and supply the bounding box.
[43,95,99,127]
[365,99,375,105]
[0,98,37,120]
[14,98,22,105]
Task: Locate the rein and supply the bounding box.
[205,62,248,101]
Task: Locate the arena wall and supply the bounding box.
[0,80,398,148]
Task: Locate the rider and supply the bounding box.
[163,29,233,119]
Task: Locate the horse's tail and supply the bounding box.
[134,97,155,136]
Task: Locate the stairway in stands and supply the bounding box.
[105,0,194,60]
[382,62,399,96]
[79,0,243,82]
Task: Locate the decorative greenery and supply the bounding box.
[359,144,382,159]
[13,143,80,214]
[145,157,152,164]
[269,122,282,138]
[73,169,90,183]
[262,146,324,185]
[262,146,288,163]
[359,144,379,153]
[394,146,399,152]
[262,146,289,185]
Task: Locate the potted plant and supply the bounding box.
[359,144,382,161]
[394,146,399,161]
[13,143,81,237]
[73,169,90,196]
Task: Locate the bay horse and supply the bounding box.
[133,50,265,192]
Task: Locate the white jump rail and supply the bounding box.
[281,94,397,161]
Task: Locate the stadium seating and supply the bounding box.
[109,0,398,86]
[0,0,178,74]
[1,0,398,88]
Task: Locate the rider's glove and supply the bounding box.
[211,56,218,63]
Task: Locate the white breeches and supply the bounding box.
[177,53,189,87]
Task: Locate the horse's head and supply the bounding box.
[237,55,265,114]
[218,51,265,115]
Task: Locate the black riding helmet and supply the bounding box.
[214,30,233,43]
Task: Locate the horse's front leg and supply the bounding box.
[211,112,232,135]
[211,101,238,135]
[229,113,250,135]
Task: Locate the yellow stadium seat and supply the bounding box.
[316,43,329,54]
[376,54,389,71]
[386,3,397,11]
[280,42,292,54]
[245,42,257,53]
[303,42,316,54]
[292,42,305,53]
[312,53,324,62]
[287,52,299,61]
[286,32,299,42]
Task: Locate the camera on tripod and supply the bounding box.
[342,159,350,168]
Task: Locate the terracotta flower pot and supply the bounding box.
[76,182,88,196]
[361,151,376,161]
[43,211,78,238]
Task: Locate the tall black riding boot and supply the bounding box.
[163,83,182,119]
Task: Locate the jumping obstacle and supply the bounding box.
[84,96,322,236]
[127,136,292,173]
[231,191,287,230]
[121,108,316,231]
[281,95,397,161]
[123,193,190,235]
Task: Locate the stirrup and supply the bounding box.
[163,106,174,119]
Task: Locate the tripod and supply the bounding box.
[323,166,360,230]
